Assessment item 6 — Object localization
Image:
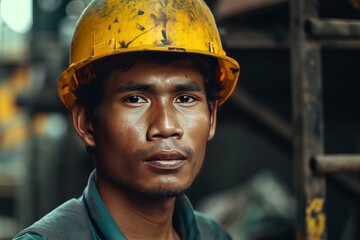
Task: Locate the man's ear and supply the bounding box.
[72,102,96,147]
[208,101,218,141]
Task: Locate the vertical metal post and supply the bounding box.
[290,0,327,239]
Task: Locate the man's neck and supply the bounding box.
[97,178,180,240]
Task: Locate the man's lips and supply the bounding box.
[146,150,187,161]
[145,150,187,170]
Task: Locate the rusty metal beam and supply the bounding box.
[220,26,289,49]
[321,40,360,49]
[310,155,360,174]
[305,18,360,39]
[220,26,360,49]
[231,87,292,142]
[290,0,327,239]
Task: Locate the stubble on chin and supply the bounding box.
[144,186,190,199]
[141,179,192,199]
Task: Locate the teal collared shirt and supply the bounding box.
[14,171,232,240]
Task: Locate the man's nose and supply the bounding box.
[146,102,184,140]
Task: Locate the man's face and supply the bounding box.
[79,59,217,197]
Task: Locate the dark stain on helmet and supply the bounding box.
[137,23,146,31]
[187,10,195,24]
[87,1,119,19]
[172,0,186,10]
[120,0,134,4]
[150,14,159,26]
[108,17,119,31]
[129,8,145,21]
[150,10,169,28]
[121,24,161,48]
[161,30,171,45]
[120,41,127,48]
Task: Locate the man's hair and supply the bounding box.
[74,52,222,153]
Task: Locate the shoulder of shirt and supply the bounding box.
[194,211,233,239]
[12,198,92,240]
[12,233,47,240]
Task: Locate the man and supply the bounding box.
[14,0,240,239]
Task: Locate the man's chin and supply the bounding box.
[139,175,193,199]
[143,185,190,199]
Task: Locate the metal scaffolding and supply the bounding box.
[216,0,360,239]
[290,0,360,239]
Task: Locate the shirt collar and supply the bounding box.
[83,170,202,240]
[173,194,202,239]
[83,170,127,240]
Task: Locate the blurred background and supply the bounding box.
[0,0,359,239]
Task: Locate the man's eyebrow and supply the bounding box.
[113,81,205,93]
[114,82,154,93]
[173,82,205,93]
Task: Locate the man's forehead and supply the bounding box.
[73,51,215,101]
[106,60,206,90]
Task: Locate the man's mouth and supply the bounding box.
[145,150,187,171]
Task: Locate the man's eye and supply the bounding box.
[175,95,196,104]
[124,95,147,104]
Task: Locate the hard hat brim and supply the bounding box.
[58,47,240,111]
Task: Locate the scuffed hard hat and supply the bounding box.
[58,0,240,111]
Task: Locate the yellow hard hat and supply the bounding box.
[58,0,240,111]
